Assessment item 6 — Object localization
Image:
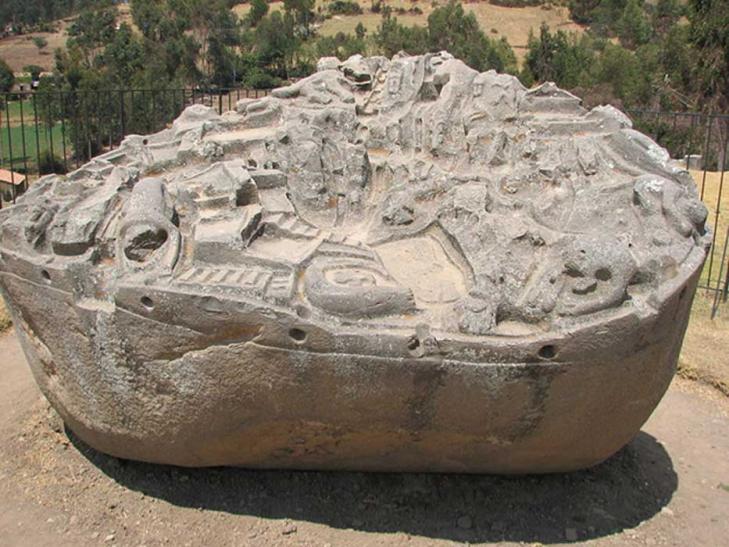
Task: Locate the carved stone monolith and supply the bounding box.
[0,53,710,472]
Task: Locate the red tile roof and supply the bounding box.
[0,169,26,185]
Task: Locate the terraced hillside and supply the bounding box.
[0,1,583,74]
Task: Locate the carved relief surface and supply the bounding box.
[0,53,711,472]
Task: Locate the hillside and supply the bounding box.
[0,1,582,74]
[233,0,583,61]
[0,3,135,74]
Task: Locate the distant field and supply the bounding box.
[0,24,68,73]
[234,0,584,62]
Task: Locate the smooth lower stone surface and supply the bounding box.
[0,52,710,472]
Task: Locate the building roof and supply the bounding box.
[0,169,26,186]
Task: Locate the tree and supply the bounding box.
[23,64,44,81]
[689,0,729,112]
[652,0,683,35]
[568,0,601,24]
[246,0,268,27]
[67,5,117,67]
[316,31,366,61]
[594,42,651,106]
[256,11,299,79]
[283,0,315,38]
[617,0,652,48]
[355,22,366,41]
[102,23,145,85]
[375,8,428,57]
[32,36,48,50]
[689,0,729,168]
[523,24,593,88]
[0,58,14,93]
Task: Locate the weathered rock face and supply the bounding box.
[0,52,710,473]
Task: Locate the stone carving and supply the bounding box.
[0,52,710,473]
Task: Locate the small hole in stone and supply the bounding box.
[289,328,307,342]
[248,159,258,168]
[407,336,420,354]
[538,345,557,360]
[595,268,612,281]
[141,296,154,310]
[295,306,311,319]
[142,138,148,145]
[41,269,51,283]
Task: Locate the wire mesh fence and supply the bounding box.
[0,87,270,203]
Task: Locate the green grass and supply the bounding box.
[0,98,50,124]
[0,121,71,174]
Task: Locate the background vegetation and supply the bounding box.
[0,0,725,114]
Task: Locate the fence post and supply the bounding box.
[711,226,729,319]
[31,94,42,173]
[17,95,29,180]
[4,98,17,204]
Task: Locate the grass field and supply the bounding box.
[691,170,729,289]
[1,99,43,124]
[0,122,70,173]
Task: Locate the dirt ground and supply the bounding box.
[1,325,729,547]
[0,25,68,73]
[679,294,729,396]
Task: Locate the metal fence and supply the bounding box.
[0,92,727,314]
[0,87,270,204]
[628,110,729,316]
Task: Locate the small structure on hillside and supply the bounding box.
[0,169,26,205]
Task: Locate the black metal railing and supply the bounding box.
[0,87,271,203]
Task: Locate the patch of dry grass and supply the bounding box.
[690,170,729,288]
[677,171,729,397]
[0,296,11,332]
[679,294,729,397]
[0,25,68,73]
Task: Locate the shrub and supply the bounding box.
[38,151,67,175]
[0,58,14,93]
[32,36,48,50]
[328,0,363,15]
